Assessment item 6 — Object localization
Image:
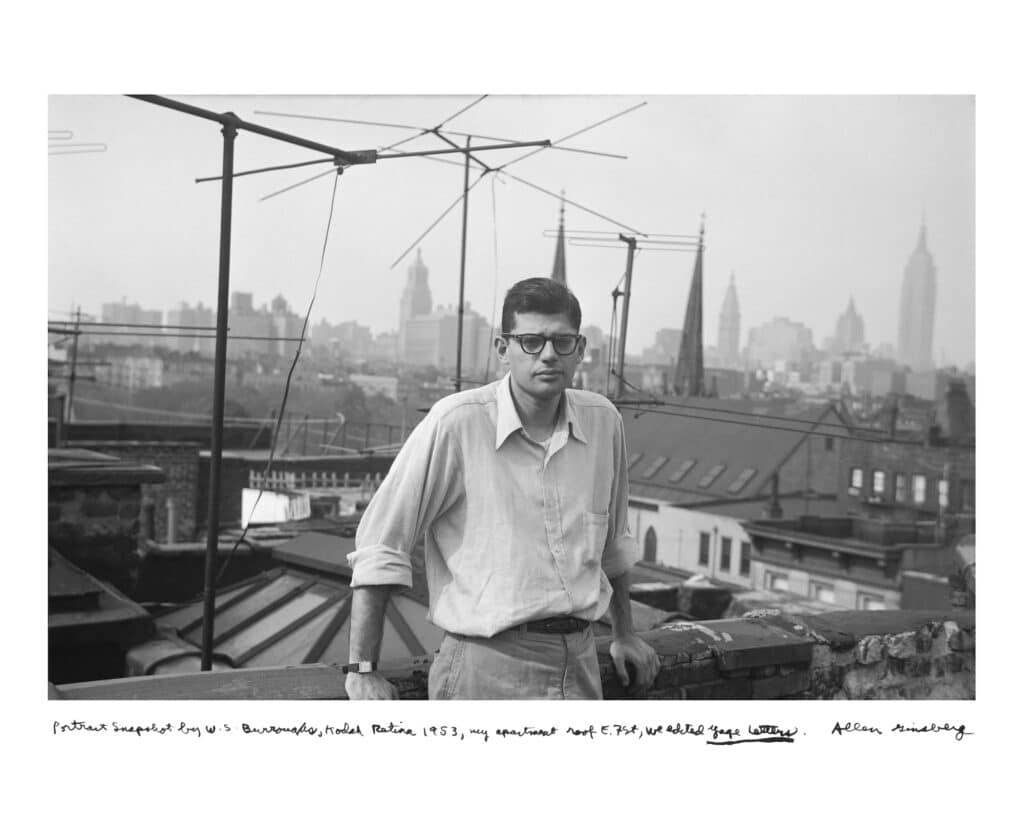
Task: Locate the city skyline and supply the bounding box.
[49,95,975,368]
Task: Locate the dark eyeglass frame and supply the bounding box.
[501,333,583,356]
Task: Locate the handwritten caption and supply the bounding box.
[50,719,971,744]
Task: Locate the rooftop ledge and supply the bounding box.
[52,609,974,700]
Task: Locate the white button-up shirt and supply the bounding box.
[347,373,640,637]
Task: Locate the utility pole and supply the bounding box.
[65,307,82,429]
[199,116,237,671]
[614,235,637,400]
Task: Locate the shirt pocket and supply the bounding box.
[582,511,610,568]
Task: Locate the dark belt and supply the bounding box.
[523,616,591,634]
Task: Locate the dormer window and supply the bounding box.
[641,455,669,479]
[669,459,696,483]
[727,467,758,494]
[697,464,727,489]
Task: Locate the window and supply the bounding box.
[811,582,836,604]
[872,469,886,495]
[765,571,789,592]
[894,473,908,503]
[938,479,949,509]
[697,463,727,489]
[961,479,975,512]
[643,526,658,562]
[720,537,732,572]
[740,541,751,576]
[912,474,927,504]
[641,455,669,479]
[727,468,758,494]
[857,592,887,611]
[669,459,696,483]
[627,452,643,470]
[825,436,835,452]
[698,531,710,566]
[848,467,863,496]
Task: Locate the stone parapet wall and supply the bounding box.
[597,609,974,700]
[54,610,975,700]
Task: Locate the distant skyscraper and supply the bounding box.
[398,248,433,360]
[717,272,741,367]
[745,317,815,367]
[551,195,567,286]
[896,222,937,371]
[673,221,705,396]
[832,296,866,354]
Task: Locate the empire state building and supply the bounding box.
[896,222,937,371]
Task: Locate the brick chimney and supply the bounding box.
[938,378,974,443]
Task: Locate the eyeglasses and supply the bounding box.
[502,333,582,355]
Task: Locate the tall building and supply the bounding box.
[166,301,214,357]
[673,221,705,396]
[717,272,741,367]
[551,196,567,286]
[98,298,163,349]
[831,297,866,354]
[896,222,937,371]
[745,317,814,368]
[398,248,433,360]
[403,303,495,376]
[270,294,304,359]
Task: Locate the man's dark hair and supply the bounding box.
[501,277,582,333]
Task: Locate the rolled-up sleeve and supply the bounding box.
[601,413,640,579]
[347,408,461,588]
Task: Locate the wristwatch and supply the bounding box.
[340,661,378,674]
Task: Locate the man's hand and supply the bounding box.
[345,671,399,700]
[609,634,660,694]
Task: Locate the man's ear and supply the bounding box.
[577,335,587,361]
[494,334,509,364]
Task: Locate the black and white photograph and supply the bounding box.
[46,90,976,702]
[19,2,1017,816]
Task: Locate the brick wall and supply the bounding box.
[838,437,975,518]
[774,429,843,497]
[76,442,201,543]
[48,482,144,594]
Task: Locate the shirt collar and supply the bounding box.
[494,373,588,449]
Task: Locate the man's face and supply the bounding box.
[495,311,587,403]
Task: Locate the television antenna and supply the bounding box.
[127,94,553,671]
[250,98,650,390]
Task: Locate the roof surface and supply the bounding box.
[622,400,847,506]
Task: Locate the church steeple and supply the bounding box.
[551,193,567,286]
[673,216,705,396]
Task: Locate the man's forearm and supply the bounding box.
[607,571,635,639]
[348,585,397,664]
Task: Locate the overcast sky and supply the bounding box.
[48,94,974,366]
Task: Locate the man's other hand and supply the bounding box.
[345,671,399,700]
[609,634,661,694]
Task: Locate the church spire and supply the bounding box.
[673,215,705,396]
[551,193,567,286]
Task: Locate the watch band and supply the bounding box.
[339,661,378,674]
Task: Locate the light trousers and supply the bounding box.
[428,625,603,700]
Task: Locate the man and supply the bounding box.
[345,277,659,699]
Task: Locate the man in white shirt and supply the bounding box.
[345,277,660,699]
